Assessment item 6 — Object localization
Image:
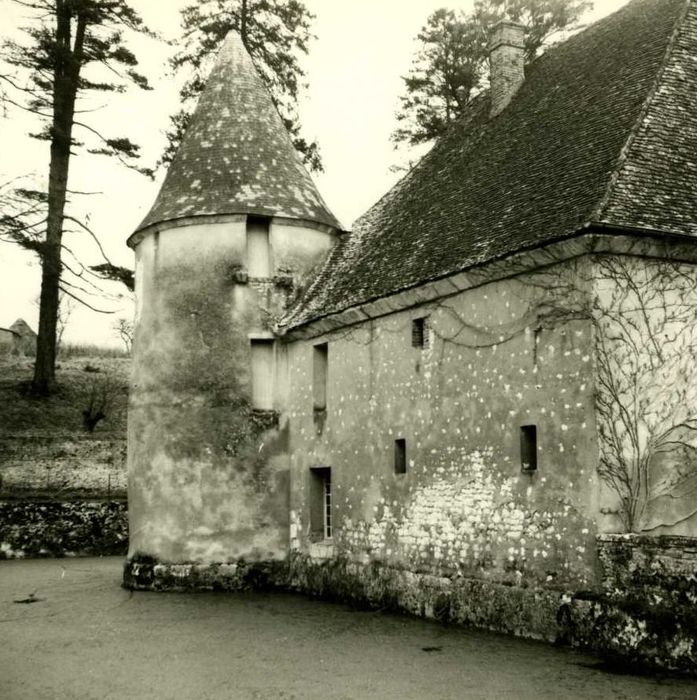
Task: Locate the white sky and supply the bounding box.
[0,0,628,346]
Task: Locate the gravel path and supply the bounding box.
[1,557,695,700]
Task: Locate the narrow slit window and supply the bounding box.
[250,339,274,409]
[313,342,328,411]
[520,425,538,472]
[310,467,332,540]
[246,215,271,277]
[394,438,407,474]
[412,317,429,348]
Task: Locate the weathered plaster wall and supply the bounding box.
[128,216,334,564]
[591,256,697,536]
[286,260,601,590]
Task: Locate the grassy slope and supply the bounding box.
[0,355,129,436]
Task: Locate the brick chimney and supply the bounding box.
[489,21,525,118]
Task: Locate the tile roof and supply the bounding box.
[134,33,340,236]
[288,0,697,329]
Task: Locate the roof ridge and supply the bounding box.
[591,0,692,224]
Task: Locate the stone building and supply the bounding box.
[125,0,697,650]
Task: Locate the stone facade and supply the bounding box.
[286,260,600,590]
[127,217,337,565]
[124,0,697,672]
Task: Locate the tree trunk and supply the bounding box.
[240,0,249,48]
[32,5,86,394]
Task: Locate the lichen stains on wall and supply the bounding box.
[128,217,334,566]
[129,221,288,564]
[287,261,600,588]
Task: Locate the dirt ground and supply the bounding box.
[1,557,696,700]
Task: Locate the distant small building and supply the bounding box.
[7,319,36,356]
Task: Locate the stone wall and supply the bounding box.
[570,534,697,672]
[0,500,128,559]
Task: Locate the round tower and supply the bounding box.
[124,33,340,580]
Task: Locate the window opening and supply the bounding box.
[313,343,328,411]
[394,438,407,474]
[310,467,332,540]
[246,215,271,277]
[250,339,274,409]
[412,317,429,348]
[520,425,538,472]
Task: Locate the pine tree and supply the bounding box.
[393,0,592,148]
[0,0,153,394]
[164,0,321,171]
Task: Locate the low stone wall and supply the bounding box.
[288,555,565,640]
[123,555,288,592]
[0,500,128,559]
[569,534,697,673]
[0,434,127,499]
[122,534,697,674]
[123,552,566,641]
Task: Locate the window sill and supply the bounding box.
[308,540,335,560]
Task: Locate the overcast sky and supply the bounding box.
[0,0,628,346]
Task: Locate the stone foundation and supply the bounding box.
[123,552,566,641]
[569,535,697,673]
[123,555,288,592]
[287,554,565,641]
[121,535,697,675]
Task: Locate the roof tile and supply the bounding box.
[135,33,340,235]
[288,0,693,328]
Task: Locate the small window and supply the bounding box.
[246,215,271,277]
[520,425,537,472]
[313,342,328,411]
[310,467,332,540]
[394,438,407,474]
[412,317,429,348]
[250,339,274,409]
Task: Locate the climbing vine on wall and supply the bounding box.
[524,254,697,532]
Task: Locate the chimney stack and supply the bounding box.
[489,21,525,118]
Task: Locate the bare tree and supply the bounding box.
[82,373,119,432]
[113,317,133,354]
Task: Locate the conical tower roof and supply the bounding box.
[133,32,340,237]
